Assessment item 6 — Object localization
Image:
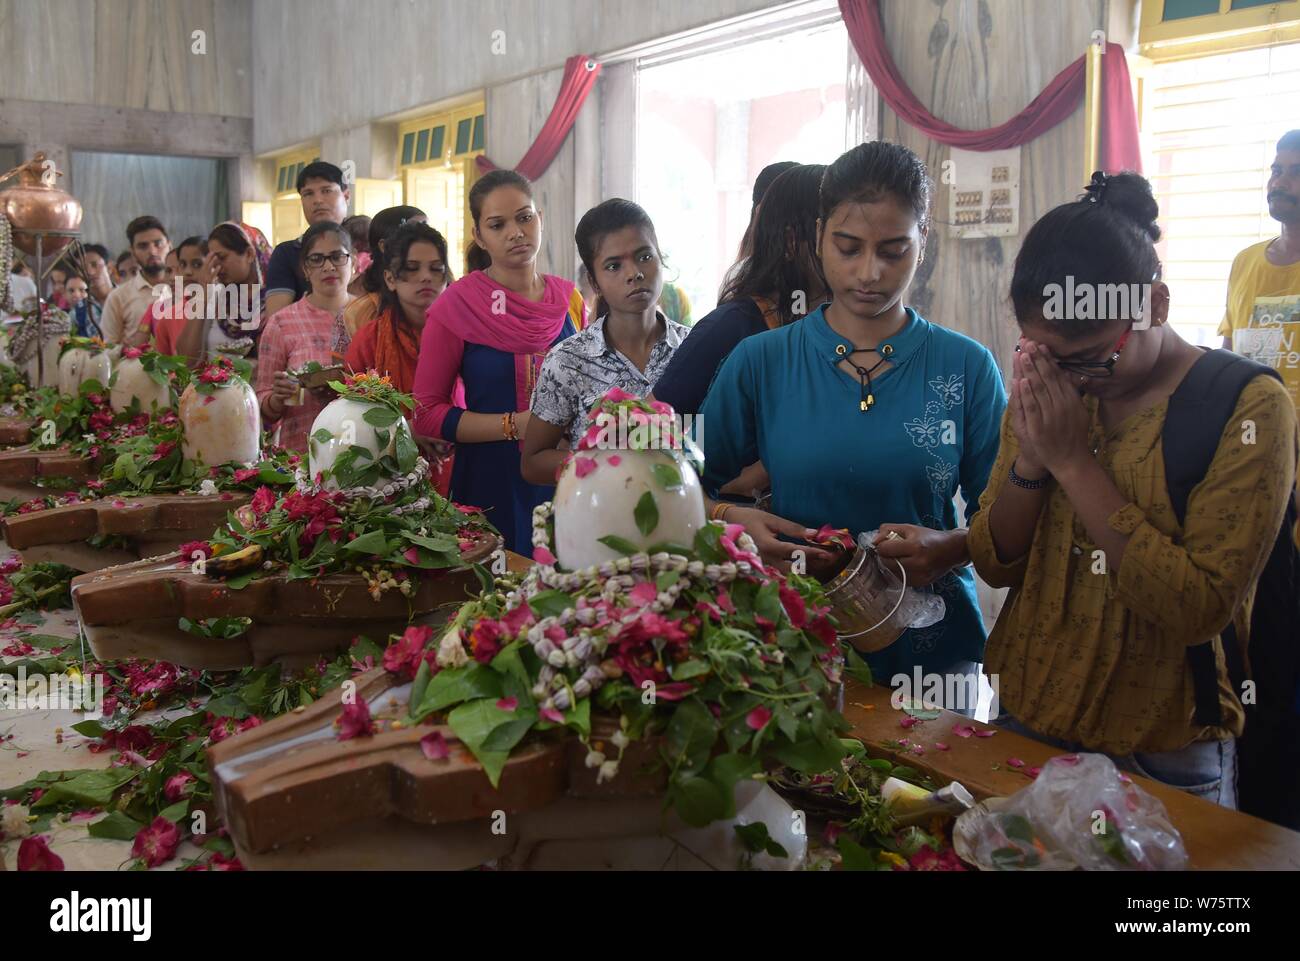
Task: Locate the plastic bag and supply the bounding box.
[952,753,1188,871]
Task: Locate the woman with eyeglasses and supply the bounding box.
[412,168,586,556]
[969,172,1299,807]
[256,221,355,453]
[346,220,454,495]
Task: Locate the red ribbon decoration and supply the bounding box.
[839,0,1140,172]
[477,55,603,180]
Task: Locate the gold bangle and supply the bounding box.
[711,502,733,522]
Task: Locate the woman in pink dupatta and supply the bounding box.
[412,170,585,556]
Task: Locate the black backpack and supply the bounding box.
[1163,348,1300,827]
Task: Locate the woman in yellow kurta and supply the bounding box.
[969,173,1298,808]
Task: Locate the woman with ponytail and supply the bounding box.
[700,142,1007,704]
[412,169,586,555]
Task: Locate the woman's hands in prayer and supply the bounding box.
[1012,339,1091,476]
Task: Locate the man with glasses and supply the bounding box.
[263,161,351,321]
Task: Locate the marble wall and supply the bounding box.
[875,0,1108,373]
[251,0,792,155]
[486,67,581,283]
[0,0,253,116]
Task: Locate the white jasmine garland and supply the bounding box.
[1,803,31,839]
[197,479,218,496]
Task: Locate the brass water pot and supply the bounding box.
[0,153,83,255]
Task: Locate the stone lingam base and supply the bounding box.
[0,415,35,447]
[2,492,251,571]
[0,445,95,501]
[209,666,806,871]
[69,537,503,671]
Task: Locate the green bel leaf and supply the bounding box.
[413,664,504,720]
[651,462,683,490]
[634,491,659,537]
[362,405,400,428]
[597,534,640,556]
[86,811,146,841]
[342,530,389,555]
[526,590,572,619]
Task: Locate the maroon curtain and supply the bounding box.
[477,55,602,180]
[839,0,1141,172]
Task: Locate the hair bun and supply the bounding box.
[1084,170,1161,242]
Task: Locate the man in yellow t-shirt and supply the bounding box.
[1220,130,1300,408]
[1222,130,1300,545]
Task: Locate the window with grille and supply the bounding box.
[1144,42,1300,345]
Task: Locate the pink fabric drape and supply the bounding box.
[839,0,1141,172]
[476,55,602,180]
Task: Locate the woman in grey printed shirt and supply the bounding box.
[522,199,689,485]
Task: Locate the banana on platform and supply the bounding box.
[203,544,265,579]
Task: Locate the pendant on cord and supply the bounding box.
[846,348,888,413]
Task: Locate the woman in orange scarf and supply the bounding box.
[345,220,454,495]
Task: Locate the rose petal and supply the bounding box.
[629,582,658,605]
[933,742,950,751]
[606,454,621,466]
[573,456,597,478]
[973,728,997,738]
[1006,757,1025,768]
[495,697,518,712]
[539,705,565,724]
[533,546,556,566]
[746,706,772,731]
[899,716,920,729]
[951,724,975,738]
[1025,766,1042,778]
[420,731,449,760]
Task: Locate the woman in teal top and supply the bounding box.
[700,142,1007,688]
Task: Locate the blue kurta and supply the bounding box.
[442,323,576,556]
[700,305,1007,675]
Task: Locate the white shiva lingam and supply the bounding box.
[110,352,172,413]
[68,373,491,670]
[56,339,113,398]
[207,395,809,871]
[177,360,261,466]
